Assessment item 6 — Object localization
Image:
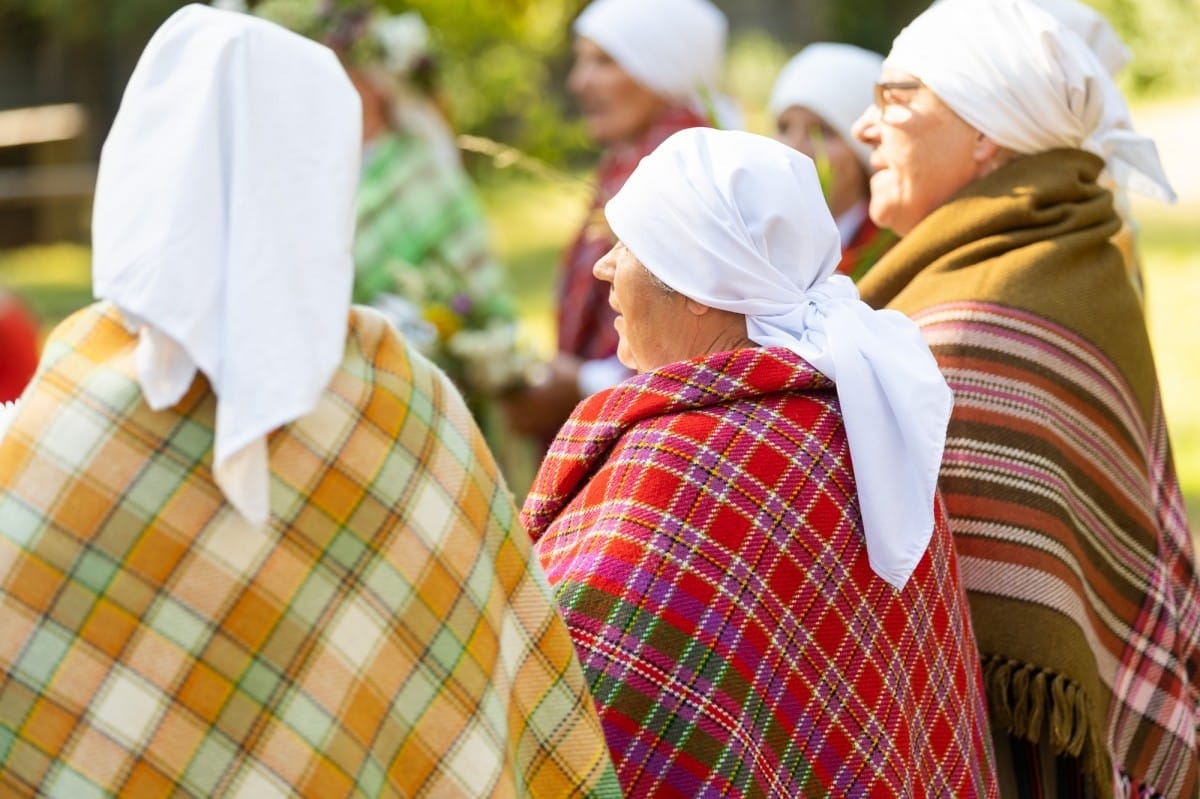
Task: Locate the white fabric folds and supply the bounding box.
[887,0,1175,202]
[574,0,733,125]
[92,5,362,524]
[1028,0,1131,76]
[605,128,953,589]
[768,42,884,170]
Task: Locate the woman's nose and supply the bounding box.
[851,105,880,146]
[593,246,617,281]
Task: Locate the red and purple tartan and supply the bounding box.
[523,347,999,798]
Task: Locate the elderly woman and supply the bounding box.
[0,7,617,796]
[851,1,1199,796]
[523,127,998,797]
[505,0,734,444]
[769,43,895,280]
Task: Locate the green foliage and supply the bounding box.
[400,0,585,161]
[723,30,789,135]
[1091,0,1200,96]
[4,0,189,39]
[5,0,1198,173]
[823,0,927,55]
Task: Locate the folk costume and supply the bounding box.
[0,8,618,797]
[526,129,998,797]
[860,2,1197,796]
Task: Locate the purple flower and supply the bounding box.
[450,293,473,316]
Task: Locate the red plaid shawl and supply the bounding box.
[556,106,710,360]
[523,347,998,798]
[0,303,618,798]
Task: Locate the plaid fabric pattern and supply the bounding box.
[0,302,619,798]
[522,347,998,798]
[353,131,504,310]
[556,106,709,360]
[858,149,1200,799]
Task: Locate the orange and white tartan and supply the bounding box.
[0,302,618,798]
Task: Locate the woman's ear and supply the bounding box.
[685,297,710,316]
[973,132,1013,178]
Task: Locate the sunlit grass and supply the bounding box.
[477,170,591,356]
[1137,202,1200,527]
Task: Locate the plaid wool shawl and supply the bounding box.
[0,303,618,798]
[353,130,504,311]
[523,347,998,798]
[858,149,1200,798]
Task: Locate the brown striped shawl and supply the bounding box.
[857,149,1200,798]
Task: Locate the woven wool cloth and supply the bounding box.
[857,148,1200,798]
[0,303,619,798]
[523,346,998,798]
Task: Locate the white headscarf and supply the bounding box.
[605,128,953,590]
[574,0,739,127]
[887,0,1174,202]
[92,5,362,525]
[768,42,884,170]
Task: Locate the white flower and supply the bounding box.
[370,293,438,354]
[448,323,535,394]
[373,12,429,76]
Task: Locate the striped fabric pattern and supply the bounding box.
[0,302,618,798]
[921,302,1200,797]
[523,347,998,798]
[857,149,1200,798]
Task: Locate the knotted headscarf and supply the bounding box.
[605,128,954,589]
[92,5,362,524]
[1028,0,1131,76]
[574,0,739,127]
[888,0,1174,202]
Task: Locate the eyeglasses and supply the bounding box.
[873,80,922,113]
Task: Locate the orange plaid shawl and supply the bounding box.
[0,302,617,798]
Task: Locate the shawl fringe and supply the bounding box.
[983,654,1111,797]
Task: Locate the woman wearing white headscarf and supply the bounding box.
[851,1,1199,796]
[505,0,739,446]
[769,42,895,280]
[522,127,998,798]
[0,6,619,796]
